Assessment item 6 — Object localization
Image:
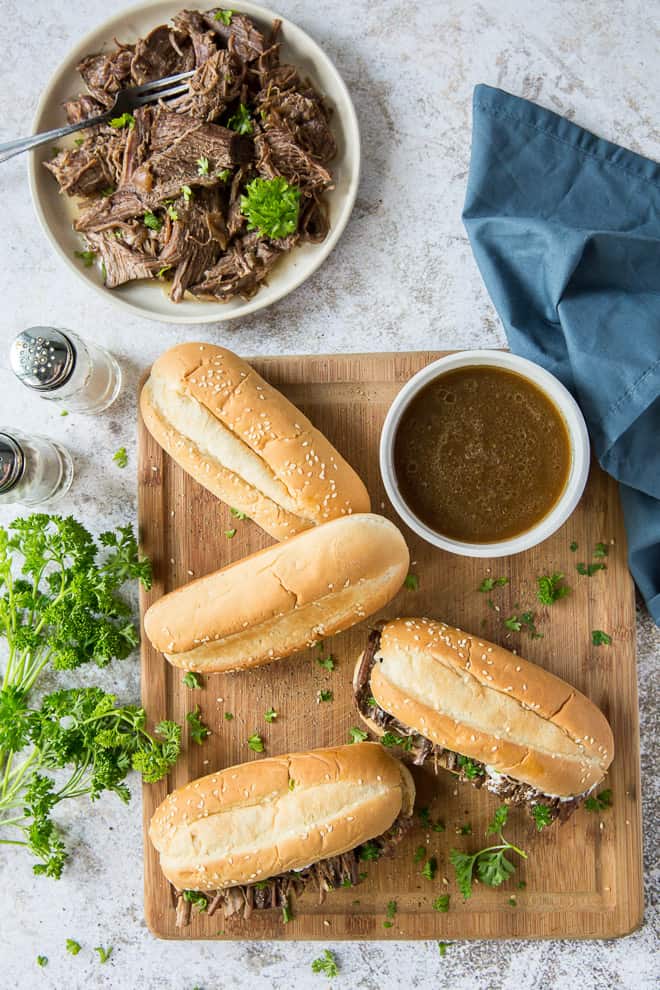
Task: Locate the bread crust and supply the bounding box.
[354,618,614,798]
[149,743,415,891]
[140,343,370,541]
[143,514,410,672]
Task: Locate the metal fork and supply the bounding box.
[0,70,194,163]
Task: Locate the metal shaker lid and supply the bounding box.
[9,327,76,392]
[0,433,25,494]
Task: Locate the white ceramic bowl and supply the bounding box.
[28,0,360,324]
[380,350,590,558]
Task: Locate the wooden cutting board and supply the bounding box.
[138,351,643,940]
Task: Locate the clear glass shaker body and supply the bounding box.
[0,431,74,506]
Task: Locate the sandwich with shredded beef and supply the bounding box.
[353,619,614,826]
[45,8,336,303]
[149,743,415,926]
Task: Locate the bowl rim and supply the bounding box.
[27,0,361,325]
[379,349,591,558]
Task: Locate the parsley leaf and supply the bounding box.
[166,204,179,221]
[183,889,208,910]
[156,265,171,278]
[348,726,368,744]
[37,956,48,967]
[413,845,426,863]
[418,807,432,828]
[531,804,553,831]
[504,615,522,632]
[66,938,81,955]
[224,528,237,539]
[536,572,570,606]
[247,732,264,753]
[404,573,419,591]
[316,652,336,671]
[224,712,233,721]
[230,507,248,520]
[458,823,472,836]
[317,689,333,703]
[380,730,413,751]
[311,948,338,977]
[421,857,438,880]
[181,184,193,202]
[197,156,210,176]
[570,540,578,552]
[592,630,612,646]
[450,805,527,900]
[182,671,203,690]
[584,788,613,812]
[240,176,300,239]
[577,562,606,577]
[217,168,232,182]
[186,705,210,744]
[264,707,278,723]
[593,542,609,559]
[457,754,485,780]
[113,447,128,468]
[214,9,234,24]
[109,112,134,129]
[478,576,508,592]
[227,103,253,135]
[432,894,450,912]
[94,945,113,963]
[74,249,96,267]
[383,898,397,927]
[281,896,293,923]
[359,840,380,861]
[438,941,448,957]
[143,210,162,231]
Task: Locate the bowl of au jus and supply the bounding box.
[380,350,590,557]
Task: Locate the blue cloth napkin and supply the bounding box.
[463,84,660,624]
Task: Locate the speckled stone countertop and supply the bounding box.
[0,0,658,987]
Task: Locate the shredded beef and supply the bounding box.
[355,629,590,825]
[173,814,413,927]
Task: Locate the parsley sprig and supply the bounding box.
[311,948,339,977]
[449,805,527,900]
[240,176,300,239]
[536,572,570,605]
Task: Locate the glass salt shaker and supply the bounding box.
[0,431,74,506]
[9,327,121,413]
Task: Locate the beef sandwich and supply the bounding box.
[149,743,415,926]
[140,343,371,541]
[144,513,409,674]
[353,618,614,825]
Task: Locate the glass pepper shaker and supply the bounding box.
[9,327,121,413]
[0,431,74,506]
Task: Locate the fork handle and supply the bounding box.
[0,113,112,164]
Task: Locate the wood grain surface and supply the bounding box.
[138,351,643,941]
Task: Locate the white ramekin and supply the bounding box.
[380,350,590,558]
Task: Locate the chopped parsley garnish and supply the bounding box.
[37,956,48,967]
[181,184,193,202]
[570,540,578,552]
[224,712,234,721]
[432,894,450,912]
[183,890,208,910]
[94,945,113,964]
[438,941,448,957]
[60,410,69,416]
[113,446,128,468]
[413,845,426,863]
[584,788,613,812]
[316,652,336,671]
[594,541,609,559]
[186,706,210,744]
[230,507,248,519]
[348,726,368,744]
[577,562,606,577]
[380,731,413,751]
[536,572,570,605]
[531,804,553,831]
[228,102,253,135]
[383,899,397,928]
[166,204,179,221]
[404,573,419,591]
[359,841,380,861]
[318,689,333,703]
[213,8,234,24]
[182,671,203,690]
[264,707,278,723]
[457,754,484,780]
[311,949,338,976]
[240,176,300,239]
[450,805,527,900]
[247,732,264,753]
[418,807,432,828]
[478,576,508,592]
[421,856,438,880]
[504,611,543,638]
[109,112,135,129]
[65,939,81,955]
[156,265,171,278]
[458,823,472,835]
[100,186,115,197]
[74,137,85,147]
[74,249,96,267]
[217,168,232,182]
[282,897,293,923]
[196,156,210,176]
[508,896,517,906]
[504,615,522,632]
[143,210,163,231]
[224,528,237,539]
[592,630,612,646]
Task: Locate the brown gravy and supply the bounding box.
[393,366,571,543]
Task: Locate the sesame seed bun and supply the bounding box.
[353,618,614,798]
[139,343,370,541]
[144,514,410,673]
[149,743,415,892]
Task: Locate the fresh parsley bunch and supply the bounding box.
[240,176,301,240]
[0,514,181,878]
[450,805,527,899]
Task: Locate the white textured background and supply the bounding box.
[0,0,658,987]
